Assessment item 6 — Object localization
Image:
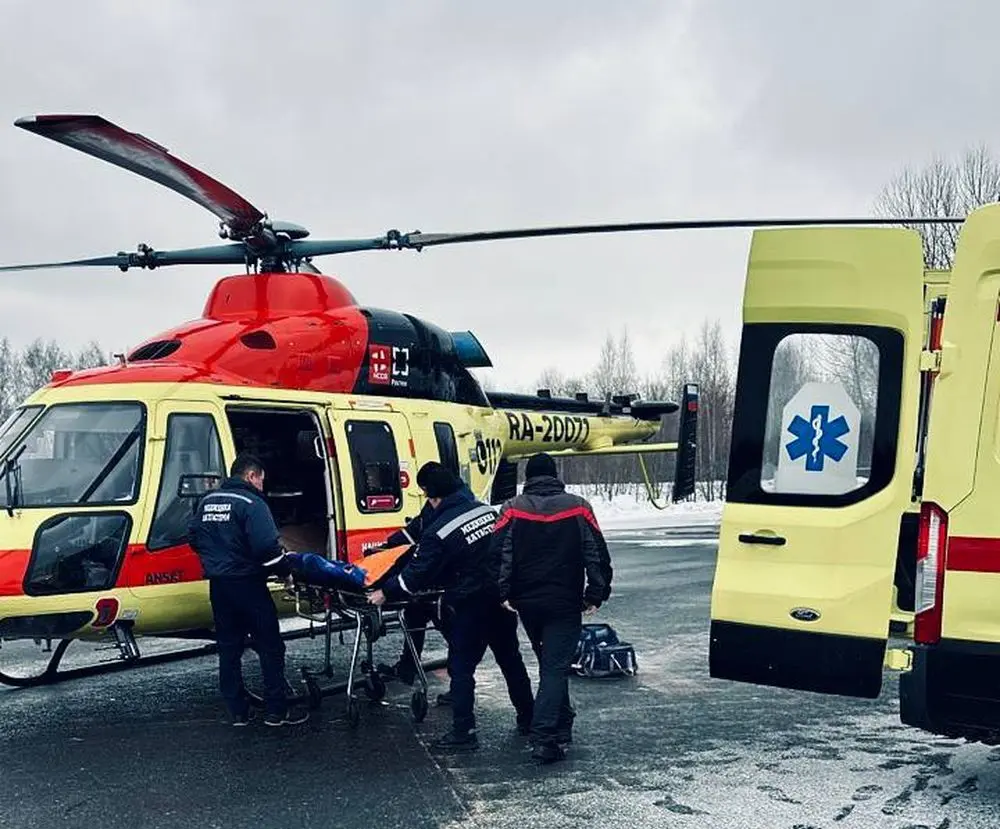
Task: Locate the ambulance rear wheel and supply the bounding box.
[411,691,428,723]
[347,699,360,729]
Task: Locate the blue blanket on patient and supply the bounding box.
[286,552,368,590]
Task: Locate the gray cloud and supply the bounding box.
[0,0,992,392]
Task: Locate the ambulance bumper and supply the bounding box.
[900,640,1000,745]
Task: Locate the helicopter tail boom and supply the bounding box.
[487,383,699,504]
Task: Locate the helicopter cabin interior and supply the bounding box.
[223,406,333,558]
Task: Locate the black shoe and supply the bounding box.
[264,707,310,727]
[430,730,478,751]
[231,709,255,727]
[556,730,573,745]
[377,661,416,686]
[436,691,452,706]
[531,741,566,764]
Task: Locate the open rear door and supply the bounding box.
[710,226,926,698]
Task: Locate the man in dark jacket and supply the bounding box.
[374,462,460,705]
[369,463,534,750]
[491,452,612,763]
[187,452,308,727]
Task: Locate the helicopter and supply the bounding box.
[0,114,708,693]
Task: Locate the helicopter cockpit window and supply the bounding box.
[0,405,43,461]
[24,512,131,596]
[148,413,225,551]
[345,420,402,513]
[0,403,145,509]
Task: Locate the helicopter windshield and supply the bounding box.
[0,402,145,509]
[0,405,43,461]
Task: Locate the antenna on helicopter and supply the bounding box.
[0,113,971,276]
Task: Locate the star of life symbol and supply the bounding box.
[785,404,851,472]
[774,381,860,496]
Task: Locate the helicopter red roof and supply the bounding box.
[49,272,371,393]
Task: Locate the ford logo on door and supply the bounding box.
[790,607,821,622]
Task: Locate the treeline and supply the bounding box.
[531,319,736,502]
[0,338,109,421]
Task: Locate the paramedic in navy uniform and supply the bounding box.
[368,463,534,750]
[373,461,464,705]
[187,452,309,727]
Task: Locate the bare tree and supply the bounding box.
[874,145,1000,269]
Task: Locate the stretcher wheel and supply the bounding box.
[347,699,361,729]
[364,673,386,701]
[411,691,428,723]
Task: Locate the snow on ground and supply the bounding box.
[565,484,723,531]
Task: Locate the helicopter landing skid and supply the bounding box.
[0,622,321,690]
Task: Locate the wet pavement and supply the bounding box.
[1,519,998,828]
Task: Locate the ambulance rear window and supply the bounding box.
[345,420,402,513]
[728,323,903,507]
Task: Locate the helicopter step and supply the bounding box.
[93,621,141,663]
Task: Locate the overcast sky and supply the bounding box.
[1,0,997,393]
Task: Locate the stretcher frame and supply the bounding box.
[287,578,445,728]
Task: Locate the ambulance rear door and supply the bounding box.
[709,226,926,699]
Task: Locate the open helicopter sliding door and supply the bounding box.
[709,226,926,699]
[326,405,423,563]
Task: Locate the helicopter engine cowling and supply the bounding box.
[48,271,493,407]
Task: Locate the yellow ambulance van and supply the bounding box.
[709,205,1000,744]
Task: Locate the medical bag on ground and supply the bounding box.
[571,623,638,678]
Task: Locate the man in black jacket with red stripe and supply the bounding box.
[491,452,612,763]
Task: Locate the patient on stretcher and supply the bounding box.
[285,544,413,592]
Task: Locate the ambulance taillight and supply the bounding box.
[914,502,949,644]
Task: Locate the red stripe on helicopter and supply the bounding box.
[0,527,404,597]
[945,537,1000,573]
[116,544,205,587]
[0,550,30,596]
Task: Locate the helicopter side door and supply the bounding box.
[122,400,230,633]
[326,405,422,561]
[709,226,926,699]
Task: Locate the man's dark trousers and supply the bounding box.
[396,601,451,682]
[448,600,534,734]
[209,576,287,719]
[518,610,580,744]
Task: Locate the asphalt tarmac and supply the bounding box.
[1,521,998,829]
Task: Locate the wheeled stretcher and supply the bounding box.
[282,545,445,728]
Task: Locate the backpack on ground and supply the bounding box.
[571,622,638,678]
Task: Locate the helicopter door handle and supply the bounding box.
[738,532,786,546]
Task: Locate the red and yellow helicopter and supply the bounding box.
[0,114,704,694]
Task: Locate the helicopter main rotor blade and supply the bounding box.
[398,216,967,250]
[15,115,266,239]
[286,237,405,258]
[0,244,249,273]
